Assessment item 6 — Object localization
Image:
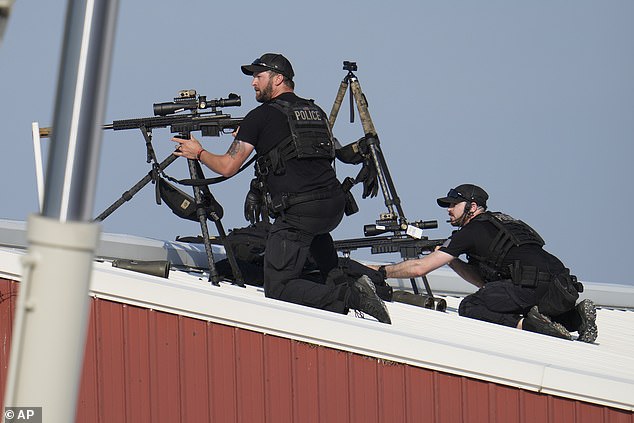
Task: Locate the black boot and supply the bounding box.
[523,306,572,340]
[347,276,392,324]
[576,299,598,343]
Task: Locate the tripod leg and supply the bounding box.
[95,153,179,221]
[349,79,378,135]
[373,144,407,218]
[328,79,349,128]
[187,158,222,285]
[348,79,398,217]
[210,218,245,287]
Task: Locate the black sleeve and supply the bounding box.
[439,227,476,258]
[234,107,264,148]
[234,104,289,154]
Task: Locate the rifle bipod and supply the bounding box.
[95,126,245,287]
[329,61,443,310]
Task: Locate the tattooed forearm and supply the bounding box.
[227,140,243,158]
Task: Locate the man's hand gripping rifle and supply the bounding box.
[97,90,245,286]
[330,62,447,310]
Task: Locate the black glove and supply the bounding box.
[355,158,379,198]
[244,178,264,224]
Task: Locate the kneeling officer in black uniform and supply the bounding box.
[371,184,597,341]
[173,53,390,324]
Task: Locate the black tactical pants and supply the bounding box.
[263,189,348,313]
[458,280,537,327]
[458,280,582,330]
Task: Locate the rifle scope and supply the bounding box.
[364,220,438,237]
[153,92,241,116]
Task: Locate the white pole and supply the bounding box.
[3,216,100,419]
[31,122,45,212]
[3,0,119,421]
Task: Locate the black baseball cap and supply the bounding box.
[437,184,489,208]
[241,53,294,80]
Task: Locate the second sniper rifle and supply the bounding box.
[95,90,245,286]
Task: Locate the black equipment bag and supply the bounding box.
[214,222,271,286]
[158,177,223,222]
[538,271,582,316]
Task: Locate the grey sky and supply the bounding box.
[1,1,632,285]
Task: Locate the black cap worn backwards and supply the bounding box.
[241,53,295,80]
[436,184,489,208]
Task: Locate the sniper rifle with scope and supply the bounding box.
[95,90,245,286]
[38,90,243,139]
[103,90,243,137]
[334,234,446,258]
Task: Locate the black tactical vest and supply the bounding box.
[256,98,335,177]
[470,212,545,280]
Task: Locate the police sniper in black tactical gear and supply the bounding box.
[237,53,391,324]
[373,182,597,340]
[434,184,595,341]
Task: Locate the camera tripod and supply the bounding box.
[95,126,244,287]
[329,61,444,310]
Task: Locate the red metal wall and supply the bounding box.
[1,277,633,423]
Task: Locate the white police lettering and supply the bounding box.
[294,109,322,121]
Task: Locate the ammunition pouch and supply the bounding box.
[508,262,552,288]
[508,261,583,316]
[256,138,295,176]
[538,271,583,316]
